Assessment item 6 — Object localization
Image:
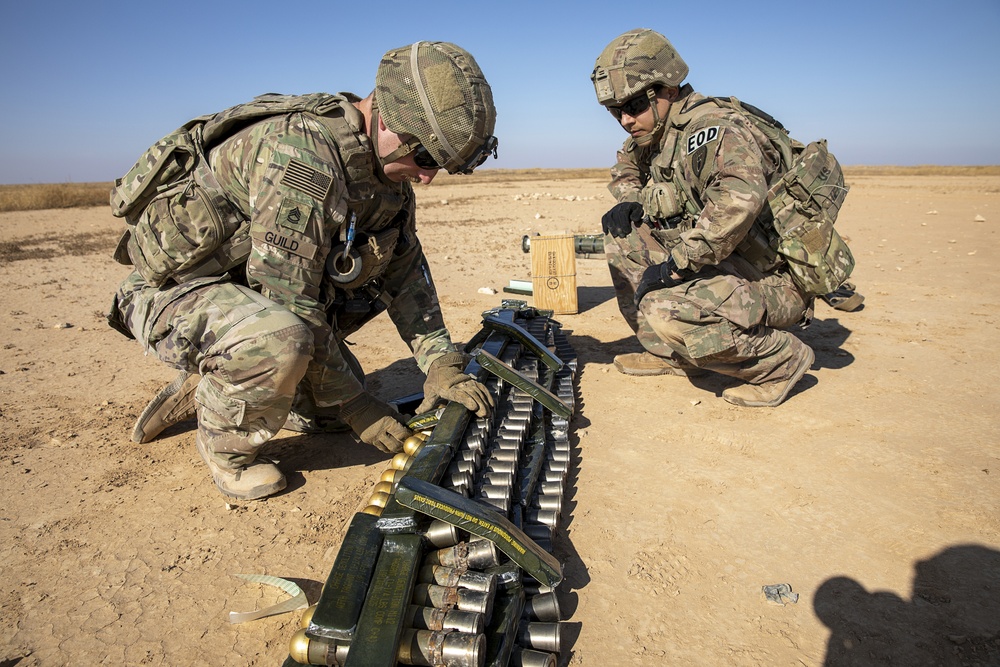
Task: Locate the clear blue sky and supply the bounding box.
[1,0,998,184]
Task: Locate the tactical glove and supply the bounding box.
[339,392,411,454]
[601,202,644,239]
[416,352,494,417]
[634,256,689,304]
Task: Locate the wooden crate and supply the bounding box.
[530,234,578,314]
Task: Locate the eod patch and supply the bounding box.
[686,126,721,154]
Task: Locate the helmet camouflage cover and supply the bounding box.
[591,28,688,106]
[377,41,497,174]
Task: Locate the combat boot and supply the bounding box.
[722,337,815,408]
[195,430,286,501]
[132,371,199,443]
[613,351,706,377]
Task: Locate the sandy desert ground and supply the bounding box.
[1,168,999,666]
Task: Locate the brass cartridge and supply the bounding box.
[288,628,349,666]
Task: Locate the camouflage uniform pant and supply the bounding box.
[604,231,811,383]
[113,271,313,465]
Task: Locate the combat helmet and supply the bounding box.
[376,41,498,175]
[591,28,687,106]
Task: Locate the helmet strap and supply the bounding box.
[370,97,416,170]
[369,97,389,170]
[633,88,667,147]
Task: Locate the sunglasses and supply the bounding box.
[411,143,441,171]
[405,135,500,173]
[608,90,656,120]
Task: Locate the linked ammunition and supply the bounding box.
[511,647,557,667]
[289,629,349,666]
[418,565,497,595]
[281,303,578,666]
[404,604,484,635]
[522,591,561,622]
[398,628,484,667]
[517,621,561,653]
[425,540,501,571]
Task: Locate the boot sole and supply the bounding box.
[132,372,198,444]
[723,346,816,408]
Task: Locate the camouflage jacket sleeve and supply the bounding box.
[211,113,366,406]
[669,111,770,272]
[380,206,456,374]
[607,141,645,203]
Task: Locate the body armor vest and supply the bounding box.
[624,94,852,293]
[110,93,409,289]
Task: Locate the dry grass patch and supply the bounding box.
[843,165,1000,177]
[2,167,996,212]
[0,182,112,212]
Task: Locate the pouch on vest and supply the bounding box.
[109,93,358,286]
[124,162,246,287]
[109,121,205,221]
[766,140,854,295]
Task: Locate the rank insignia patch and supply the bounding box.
[277,199,310,233]
[282,159,332,201]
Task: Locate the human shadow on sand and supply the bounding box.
[796,315,857,371]
[815,544,1000,666]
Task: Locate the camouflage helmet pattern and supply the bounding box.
[591,29,688,106]
[376,41,498,175]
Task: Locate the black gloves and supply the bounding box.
[635,256,688,304]
[601,202,644,239]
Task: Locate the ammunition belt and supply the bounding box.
[284,301,577,667]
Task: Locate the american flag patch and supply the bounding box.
[282,159,332,200]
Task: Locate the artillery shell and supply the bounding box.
[299,603,317,629]
[523,591,562,622]
[532,494,563,513]
[398,628,484,667]
[525,508,559,528]
[391,452,413,471]
[288,628,349,666]
[368,490,390,508]
[511,646,557,667]
[423,520,460,549]
[518,621,561,653]
[380,468,406,485]
[404,604,484,635]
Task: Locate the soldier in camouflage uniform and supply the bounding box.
[108,42,498,500]
[591,28,815,407]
